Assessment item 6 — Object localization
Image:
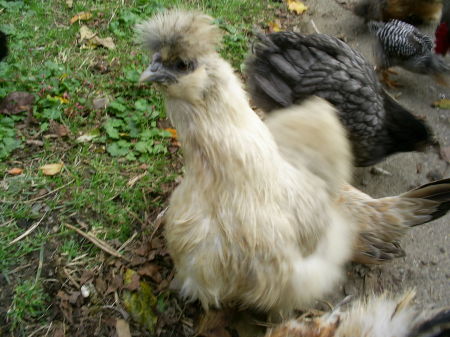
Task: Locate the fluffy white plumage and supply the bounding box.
[136,9,450,317]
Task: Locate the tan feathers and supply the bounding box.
[138,9,450,316]
[265,291,450,337]
[135,9,222,61]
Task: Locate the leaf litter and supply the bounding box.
[48,209,202,337]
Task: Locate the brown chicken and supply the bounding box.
[354,0,442,24]
[137,9,450,317]
[266,291,450,337]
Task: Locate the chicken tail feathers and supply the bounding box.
[400,178,450,225]
[382,91,434,154]
[349,179,450,264]
[409,309,450,337]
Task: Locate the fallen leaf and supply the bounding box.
[165,128,177,139]
[95,277,107,294]
[70,12,93,25]
[78,25,116,50]
[286,0,308,14]
[137,263,162,283]
[432,98,450,109]
[0,92,35,115]
[40,163,64,176]
[49,120,70,137]
[268,21,282,33]
[93,96,110,109]
[7,167,23,175]
[197,310,234,337]
[76,128,100,143]
[127,172,147,187]
[94,36,115,50]
[123,269,141,291]
[122,279,158,333]
[116,319,132,337]
[79,25,96,41]
[26,139,44,146]
[66,0,73,8]
[47,95,69,104]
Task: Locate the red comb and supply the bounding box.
[435,22,450,55]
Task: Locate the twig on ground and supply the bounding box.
[310,19,321,34]
[8,211,48,246]
[34,245,45,286]
[118,231,138,253]
[149,207,168,241]
[64,223,131,262]
[0,219,14,227]
[24,179,75,204]
[63,267,80,288]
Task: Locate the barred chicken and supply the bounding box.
[354,0,442,24]
[266,291,450,337]
[137,9,450,317]
[435,0,450,55]
[368,19,450,86]
[245,32,433,167]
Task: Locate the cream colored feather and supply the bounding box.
[137,9,450,316]
[266,291,450,337]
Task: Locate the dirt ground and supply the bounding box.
[289,0,450,310]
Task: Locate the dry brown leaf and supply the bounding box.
[123,269,140,291]
[79,25,96,41]
[49,120,70,137]
[268,21,282,33]
[127,172,147,187]
[94,36,115,49]
[137,263,162,283]
[78,25,116,50]
[40,163,64,176]
[7,167,23,175]
[165,127,177,139]
[197,310,234,337]
[0,92,35,115]
[70,12,93,25]
[286,0,308,14]
[432,98,450,109]
[116,319,132,337]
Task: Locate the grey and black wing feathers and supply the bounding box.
[246,32,432,166]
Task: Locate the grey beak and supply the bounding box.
[139,66,158,82]
[139,52,177,84]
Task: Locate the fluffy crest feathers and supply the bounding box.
[135,9,222,60]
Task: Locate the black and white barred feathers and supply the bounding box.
[368,19,450,75]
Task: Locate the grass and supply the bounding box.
[8,279,49,330]
[0,0,276,335]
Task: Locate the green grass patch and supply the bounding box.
[0,0,275,334]
[7,279,49,329]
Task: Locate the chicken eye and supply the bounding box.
[174,59,190,72]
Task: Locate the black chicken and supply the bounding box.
[0,31,7,62]
[245,32,433,167]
